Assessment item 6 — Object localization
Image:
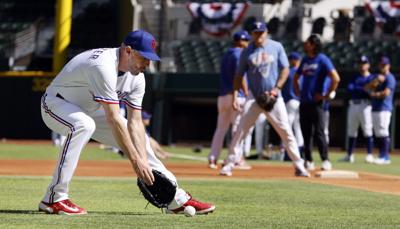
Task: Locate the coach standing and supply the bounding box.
[219,21,309,177]
[293,34,340,171]
[364,56,396,165]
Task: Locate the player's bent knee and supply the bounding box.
[76,118,96,134]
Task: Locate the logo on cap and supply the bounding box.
[151,39,156,50]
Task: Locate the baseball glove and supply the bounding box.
[137,170,177,208]
[256,92,277,112]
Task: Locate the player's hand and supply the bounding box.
[314,93,325,102]
[270,88,279,98]
[232,97,241,111]
[133,159,155,185]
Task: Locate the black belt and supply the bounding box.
[56,93,65,100]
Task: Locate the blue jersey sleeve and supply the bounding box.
[386,74,397,91]
[277,43,289,69]
[236,48,249,77]
[323,55,335,73]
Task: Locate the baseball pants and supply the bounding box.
[40,93,189,209]
[285,99,303,147]
[372,111,391,137]
[347,100,373,138]
[209,94,245,160]
[226,97,303,165]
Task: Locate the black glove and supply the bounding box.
[137,170,177,208]
[256,92,277,112]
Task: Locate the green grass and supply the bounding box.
[0,177,399,228]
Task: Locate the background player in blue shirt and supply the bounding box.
[281,52,304,160]
[364,56,396,165]
[293,34,340,171]
[208,30,250,169]
[220,21,309,177]
[340,56,374,163]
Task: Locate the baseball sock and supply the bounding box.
[366,136,373,155]
[347,137,356,156]
[382,137,390,159]
[378,137,390,159]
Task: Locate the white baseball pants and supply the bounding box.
[40,93,189,209]
[347,100,373,137]
[285,99,303,147]
[372,111,392,137]
[227,97,303,165]
[209,94,245,160]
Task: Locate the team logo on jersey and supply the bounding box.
[249,49,274,78]
[302,63,318,76]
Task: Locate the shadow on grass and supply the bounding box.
[0,210,40,214]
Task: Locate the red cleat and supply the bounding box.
[167,194,215,215]
[39,199,87,215]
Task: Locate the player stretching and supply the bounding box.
[293,34,340,171]
[208,30,250,169]
[340,56,374,163]
[364,56,396,165]
[220,21,309,177]
[39,30,215,215]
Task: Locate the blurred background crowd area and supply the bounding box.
[1,0,400,73]
[0,0,399,148]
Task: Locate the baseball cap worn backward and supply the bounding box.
[233,30,250,41]
[124,30,160,61]
[251,21,267,32]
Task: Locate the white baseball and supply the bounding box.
[183,206,196,217]
[329,91,336,99]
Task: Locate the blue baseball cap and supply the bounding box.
[359,55,369,63]
[288,52,301,60]
[124,30,160,61]
[380,56,390,65]
[142,111,152,120]
[233,30,250,41]
[250,21,268,32]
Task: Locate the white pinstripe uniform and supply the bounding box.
[41,48,189,209]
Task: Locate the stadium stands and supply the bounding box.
[172,38,400,73]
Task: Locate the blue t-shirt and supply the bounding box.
[282,66,300,102]
[237,39,289,97]
[371,73,396,112]
[219,47,244,97]
[347,73,374,100]
[297,53,335,104]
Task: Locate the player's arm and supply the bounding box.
[273,67,289,95]
[369,88,391,99]
[324,69,340,99]
[293,72,301,96]
[364,74,384,91]
[232,73,244,110]
[101,102,154,185]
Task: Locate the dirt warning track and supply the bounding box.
[0,159,399,196]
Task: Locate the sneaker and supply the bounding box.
[167,194,215,215]
[365,154,374,163]
[373,157,391,165]
[234,160,252,170]
[39,199,87,215]
[305,161,315,171]
[321,160,332,171]
[208,158,217,169]
[220,163,234,176]
[338,154,354,163]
